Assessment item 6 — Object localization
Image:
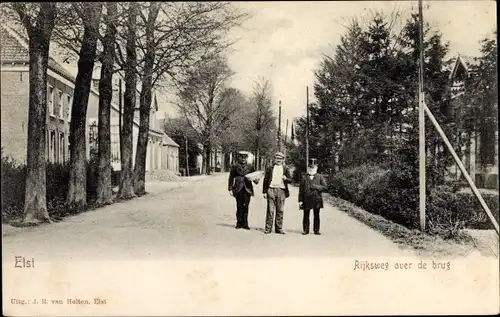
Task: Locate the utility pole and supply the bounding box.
[418,0,426,232]
[278,100,282,151]
[284,119,289,155]
[306,86,310,170]
[185,136,189,177]
[119,79,123,164]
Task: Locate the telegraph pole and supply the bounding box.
[285,119,289,144]
[278,100,282,151]
[284,119,289,157]
[119,79,123,163]
[418,0,426,232]
[185,136,189,177]
[306,86,310,170]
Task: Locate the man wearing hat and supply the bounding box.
[298,159,327,235]
[228,151,258,229]
[262,152,293,234]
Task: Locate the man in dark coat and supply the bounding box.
[262,152,293,234]
[228,151,258,229]
[298,160,327,235]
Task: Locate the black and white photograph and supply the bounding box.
[1,1,498,315]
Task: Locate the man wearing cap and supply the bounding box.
[228,151,258,229]
[298,160,327,235]
[262,152,293,234]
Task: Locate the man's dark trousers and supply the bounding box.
[303,208,320,234]
[235,190,251,228]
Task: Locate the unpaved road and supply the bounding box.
[2,173,498,316]
[2,173,415,260]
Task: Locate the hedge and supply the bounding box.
[328,164,499,238]
[1,153,114,222]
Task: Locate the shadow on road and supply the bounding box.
[216,223,268,233]
[286,229,304,235]
[216,223,305,235]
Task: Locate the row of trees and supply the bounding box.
[165,72,280,173]
[3,2,245,223]
[291,10,497,181]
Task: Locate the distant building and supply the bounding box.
[0,26,179,175]
[444,54,498,189]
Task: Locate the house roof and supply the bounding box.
[0,27,28,61]
[162,134,179,147]
[0,26,76,82]
[1,25,177,144]
[449,54,479,80]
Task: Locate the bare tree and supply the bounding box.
[175,55,242,174]
[117,2,138,199]
[8,3,58,223]
[130,2,247,194]
[96,2,117,205]
[132,2,161,196]
[249,77,277,169]
[66,3,103,210]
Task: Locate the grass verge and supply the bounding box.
[325,194,499,259]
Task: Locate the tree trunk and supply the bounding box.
[67,3,103,210]
[96,2,117,206]
[133,83,152,195]
[133,3,160,196]
[255,147,260,170]
[118,3,138,199]
[22,17,56,224]
[204,142,212,174]
[201,151,207,175]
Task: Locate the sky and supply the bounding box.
[158,0,496,129]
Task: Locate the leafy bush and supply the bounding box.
[1,154,26,221]
[427,186,499,236]
[329,163,420,229]
[1,152,113,222]
[328,159,499,238]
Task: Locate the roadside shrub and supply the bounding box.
[1,152,110,222]
[427,186,499,236]
[1,154,26,221]
[328,164,384,204]
[328,160,499,238]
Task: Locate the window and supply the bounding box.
[48,86,54,116]
[59,133,65,162]
[46,129,49,161]
[89,119,99,158]
[111,124,120,162]
[58,90,63,118]
[50,130,56,162]
[67,94,72,121]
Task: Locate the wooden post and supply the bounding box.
[119,79,123,166]
[418,0,426,232]
[284,119,289,157]
[306,86,310,171]
[185,136,189,177]
[278,100,282,151]
[424,102,499,234]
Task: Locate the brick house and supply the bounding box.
[1,26,73,164]
[1,26,179,175]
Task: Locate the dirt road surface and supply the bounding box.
[3,173,415,260]
[3,173,498,316]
